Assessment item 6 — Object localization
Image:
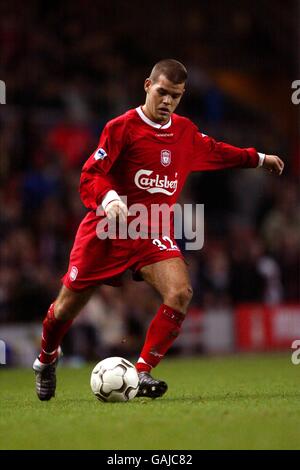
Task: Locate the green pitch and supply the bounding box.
[1,353,299,450]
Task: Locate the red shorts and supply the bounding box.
[62,212,183,292]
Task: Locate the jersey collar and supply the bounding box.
[135,106,172,129]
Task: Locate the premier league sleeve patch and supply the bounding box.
[94,148,108,160]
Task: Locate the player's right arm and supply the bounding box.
[79,117,129,216]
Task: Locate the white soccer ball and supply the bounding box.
[90,356,139,402]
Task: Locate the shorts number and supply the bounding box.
[152,236,178,251]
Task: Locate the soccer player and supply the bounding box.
[33,59,284,400]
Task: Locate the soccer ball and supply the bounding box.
[90,356,139,402]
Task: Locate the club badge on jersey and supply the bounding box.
[160,149,171,167]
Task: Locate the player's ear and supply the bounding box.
[144,78,152,93]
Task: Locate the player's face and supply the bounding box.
[143,74,185,124]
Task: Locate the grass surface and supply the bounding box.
[1,353,300,450]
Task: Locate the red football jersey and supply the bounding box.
[62,108,261,290]
[79,107,259,223]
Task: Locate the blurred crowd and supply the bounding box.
[0,1,299,359]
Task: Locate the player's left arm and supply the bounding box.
[191,129,284,174]
[262,154,284,175]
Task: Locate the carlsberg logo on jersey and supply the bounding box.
[134,169,178,196]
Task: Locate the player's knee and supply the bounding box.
[165,285,193,311]
[179,285,193,308]
[54,297,79,321]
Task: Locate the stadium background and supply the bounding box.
[0,0,299,366]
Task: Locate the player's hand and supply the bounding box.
[105,200,129,223]
[263,155,284,175]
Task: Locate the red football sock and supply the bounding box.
[39,303,73,364]
[136,304,185,373]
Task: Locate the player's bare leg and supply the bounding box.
[140,257,192,313]
[33,285,97,401]
[136,257,193,398]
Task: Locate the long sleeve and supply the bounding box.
[191,129,259,172]
[79,116,129,210]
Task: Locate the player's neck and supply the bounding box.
[141,105,170,126]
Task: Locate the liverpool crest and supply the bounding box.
[160,149,171,166]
